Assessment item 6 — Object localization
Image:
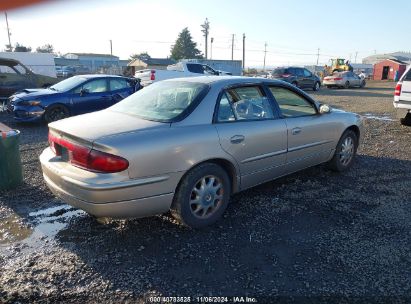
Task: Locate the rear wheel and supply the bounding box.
[400,112,411,126]
[44,105,69,123]
[313,82,320,91]
[360,81,366,88]
[344,81,350,89]
[171,163,231,229]
[292,81,298,88]
[328,130,358,172]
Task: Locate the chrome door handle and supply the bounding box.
[291,127,302,135]
[230,135,245,144]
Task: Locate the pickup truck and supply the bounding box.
[394,65,411,126]
[134,62,232,86]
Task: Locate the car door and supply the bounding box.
[214,85,288,190]
[302,69,315,88]
[109,78,134,106]
[0,64,34,98]
[70,78,111,115]
[268,85,337,174]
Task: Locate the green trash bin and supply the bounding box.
[0,130,23,190]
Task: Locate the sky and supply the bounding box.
[2,0,411,68]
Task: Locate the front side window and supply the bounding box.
[216,86,274,122]
[186,64,204,74]
[110,81,208,122]
[303,69,312,77]
[110,78,130,91]
[269,86,317,117]
[82,79,108,93]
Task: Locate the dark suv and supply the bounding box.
[270,67,321,91]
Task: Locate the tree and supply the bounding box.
[170,28,203,60]
[129,52,151,61]
[4,44,13,52]
[36,44,54,53]
[14,43,31,52]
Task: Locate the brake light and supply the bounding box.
[150,70,156,81]
[48,131,129,173]
[395,83,402,96]
[333,77,343,80]
[281,74,291,78]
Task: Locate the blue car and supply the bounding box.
[7,75,139,122]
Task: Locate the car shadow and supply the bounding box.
[50,154,411,297]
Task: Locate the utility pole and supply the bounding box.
[231,34,235,60]
[5,12,12,51]
[355,51,358,63]
[109,39,112,56]
[263,42,267,72]
[316,48,320,65]
[242,33,245,69]
[210,37,214,59]
[201,18,210,59]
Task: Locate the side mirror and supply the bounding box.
[79,88,88,96]
[319,104,331,114]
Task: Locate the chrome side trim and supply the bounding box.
[61,175,170,191]
[241,149,287,164]
[288,140,333,153]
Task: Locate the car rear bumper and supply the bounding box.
[40,147,182,219]
[393,99,411,110]
[323,80,344,86]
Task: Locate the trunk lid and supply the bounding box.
[48,109,170,143]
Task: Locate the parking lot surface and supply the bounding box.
[0,81,410,303]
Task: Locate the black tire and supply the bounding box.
[313,81,320,91]
[360,81,366,88]
[171,163,231,229]
[344,81,350,89]
[328,130,358,172]
[400,112,411,126]
[44,104,69,123]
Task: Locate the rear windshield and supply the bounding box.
[110,81,208,122]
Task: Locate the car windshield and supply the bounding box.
[110,81,208,122]
[49,76,86,92]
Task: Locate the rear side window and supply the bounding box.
[269,86,317,117]
[272,68,285,75]
[295,68,304,77]
[404,70,411,81]
[216,86,274,122]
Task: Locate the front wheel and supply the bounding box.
[313,82,320,91]
[44,105,69,123]
[171,163,231,229]
[328,130,358,172]
[344,81,350,89]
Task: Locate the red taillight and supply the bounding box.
[395,83,402,96]
[281,74,291,78]
[150,70,156,81]
[333,77,343,80]
[48,131,129,173]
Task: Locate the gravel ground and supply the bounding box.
[0,81,410,303]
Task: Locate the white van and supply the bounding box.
[394,65,411,125]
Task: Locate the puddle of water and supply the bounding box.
[0,205,84,249]
[362,113,395,121]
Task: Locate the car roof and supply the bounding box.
[164,75,299,87]
[74,74,129,79]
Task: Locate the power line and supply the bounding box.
[263,42,267,71]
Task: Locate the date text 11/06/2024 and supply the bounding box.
[148,296,258,303]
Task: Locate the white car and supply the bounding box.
[394,66,411,125]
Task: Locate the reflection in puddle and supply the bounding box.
[0,205,84,249]
[0,214,32,245]
[362,113,395,121]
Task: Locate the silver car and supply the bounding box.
[40,76,363,228]
[323,71,366,89]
